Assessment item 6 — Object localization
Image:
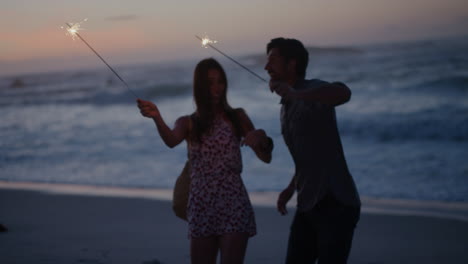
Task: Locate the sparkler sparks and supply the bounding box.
[61,18,87,40]
[62,19,139,98]
[195,35,267,83]
[200,36,218,48]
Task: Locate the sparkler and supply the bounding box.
[196,35,267,83]
[62,19,139,98]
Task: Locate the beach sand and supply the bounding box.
[1,183,468,264]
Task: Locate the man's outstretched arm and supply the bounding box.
[271,81,351,106]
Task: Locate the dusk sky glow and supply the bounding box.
[1,0,467,76]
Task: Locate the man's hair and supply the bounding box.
[266,38,309,78]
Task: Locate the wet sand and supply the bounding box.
[1,182,468,264]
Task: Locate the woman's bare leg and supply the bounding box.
[219,233,249,264]
[190,236,219,264]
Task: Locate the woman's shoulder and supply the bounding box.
[232,108,253,129]
[176,115,191,122]
[233,107,247,117]
[175,115,193,128]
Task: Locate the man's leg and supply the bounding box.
[285,211,318,264]
[316,201,360,264]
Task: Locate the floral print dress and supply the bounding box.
[187,116,256,238]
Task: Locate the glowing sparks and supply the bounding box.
[60,18,139,98]
[61,18,88,40]
[195,35,267,83]
[200,36,218,48]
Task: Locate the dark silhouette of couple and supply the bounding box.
[137,38,360,264]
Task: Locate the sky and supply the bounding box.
[1,0,467,76]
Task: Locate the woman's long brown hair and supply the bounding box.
[190,58,242,143]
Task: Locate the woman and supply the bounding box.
[137,58,273,264]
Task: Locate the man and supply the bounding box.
[265,37,361,264]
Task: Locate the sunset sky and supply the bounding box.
[1,0,467,76]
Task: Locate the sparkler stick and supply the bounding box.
[195,35,267,83]
[63,21,139,98]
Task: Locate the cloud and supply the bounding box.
[105,15,138,21]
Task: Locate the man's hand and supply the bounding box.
[269,81,296,101]
[277,185,295,215]
[137,99,160,119]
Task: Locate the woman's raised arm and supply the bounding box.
[137,99,189,148]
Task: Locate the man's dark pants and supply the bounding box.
[285,194,360,264]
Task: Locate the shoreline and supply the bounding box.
[1,185,468,263]
[1,180,468,222]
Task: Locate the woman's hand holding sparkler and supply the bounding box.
[137,99,160,119]
[137,99,187,148]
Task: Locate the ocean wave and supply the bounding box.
[340,106,468,142]
[88,82,191,105]
[141,83,191,99]
[0,80,192,106]
[402,76,468,94]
